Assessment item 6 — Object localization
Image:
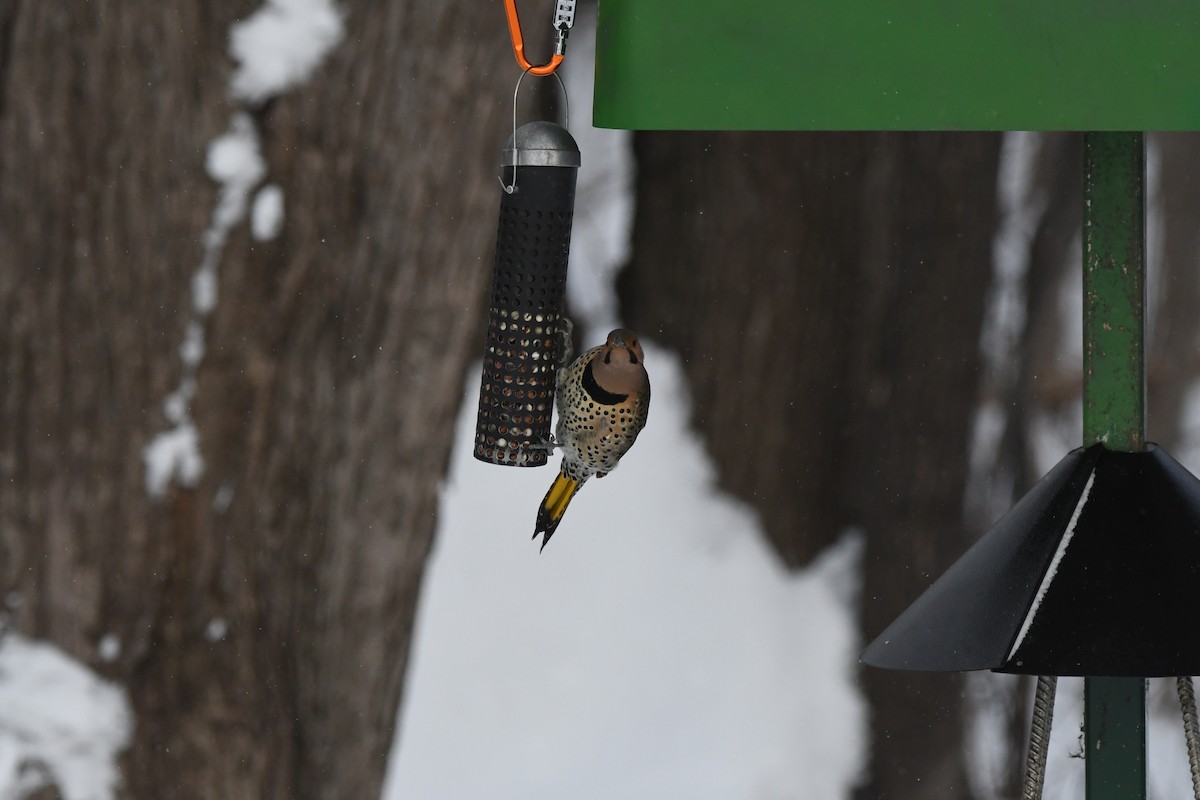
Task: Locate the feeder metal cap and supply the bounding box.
[502,121,581,168]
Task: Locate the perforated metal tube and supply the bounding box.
[474,122,579,467]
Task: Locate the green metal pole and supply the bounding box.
[1082,131,1146,800]
[1083,132,1146,451]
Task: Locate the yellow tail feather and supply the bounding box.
[534,473,580,551]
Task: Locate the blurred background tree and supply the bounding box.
[1,2,507,798]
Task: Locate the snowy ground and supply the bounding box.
[382,348,866,800]
[0,634,131,800]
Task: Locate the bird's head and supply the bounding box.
[603,329,644,365]
[593,328,649,394]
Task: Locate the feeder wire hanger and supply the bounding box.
[499,0,576,195]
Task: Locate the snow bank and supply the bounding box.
[0,634,132,800]
[384,349,866,799]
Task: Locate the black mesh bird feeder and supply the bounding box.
[474,1,579,468]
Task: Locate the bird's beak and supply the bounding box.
[610,336,639,365]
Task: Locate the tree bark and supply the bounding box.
[1147,133,1200,448]
[620,132,874,566]
[621,131,1002,800]
[0,2,508,798]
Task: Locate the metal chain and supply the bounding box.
[1023,675,1057,800]
[553,0,577,56]
[1177,676,1200,799]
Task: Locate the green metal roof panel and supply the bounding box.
[592,0,1200,131]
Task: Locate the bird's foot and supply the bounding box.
[523,436,559,454]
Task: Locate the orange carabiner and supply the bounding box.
[503,0,565,76]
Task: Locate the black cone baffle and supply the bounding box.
[861,443,1200,676]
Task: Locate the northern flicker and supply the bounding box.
[534,326,651,550]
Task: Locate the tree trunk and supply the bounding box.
[620,132,874,566]
[845,132,1001,800]
[1147,132,1200,448]
[0,2,508,798]
[621,131,1001,800]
